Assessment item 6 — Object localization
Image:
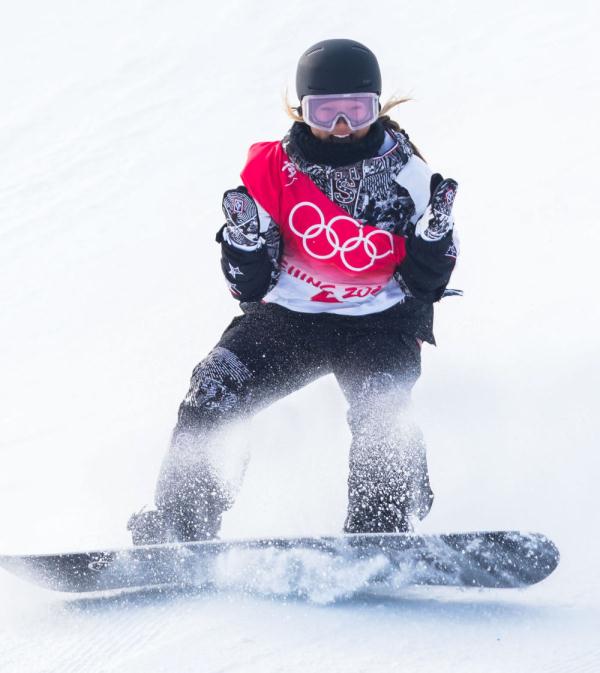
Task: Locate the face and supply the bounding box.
[308,118,371,143]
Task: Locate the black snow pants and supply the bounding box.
[155,302,434,537]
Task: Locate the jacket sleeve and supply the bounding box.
[396,232,458,303]
[216,186,280,302]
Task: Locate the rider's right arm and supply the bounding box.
[216,186,279,302]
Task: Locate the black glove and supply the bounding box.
[221,187,263,250]
[414,173,458,242]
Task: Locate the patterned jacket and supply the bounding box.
[216,122,458,338]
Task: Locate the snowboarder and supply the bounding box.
[128,38,459,545]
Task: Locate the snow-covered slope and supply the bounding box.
[1,1,598,671]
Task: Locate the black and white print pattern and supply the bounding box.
[222,189,261,250]
[184,346,252,411]
[415,177,458,242]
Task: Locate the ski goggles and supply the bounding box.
[301,92,379,132]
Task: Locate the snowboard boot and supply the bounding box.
[127,507,221,545]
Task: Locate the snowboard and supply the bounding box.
[0,531,559,594]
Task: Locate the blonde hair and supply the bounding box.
[283,91,425,161]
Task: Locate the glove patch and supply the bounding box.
[415,176,458,242]
[222,189,261,249]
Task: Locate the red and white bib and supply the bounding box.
[241,141,408,315]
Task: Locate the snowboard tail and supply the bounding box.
[0,531,559,594]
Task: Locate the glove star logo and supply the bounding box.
[288,201,394,272]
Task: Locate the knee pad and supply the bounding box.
[184,346,252,412]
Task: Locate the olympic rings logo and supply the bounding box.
[288,202,394,272]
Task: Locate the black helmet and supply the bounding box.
[296,39,382,100]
